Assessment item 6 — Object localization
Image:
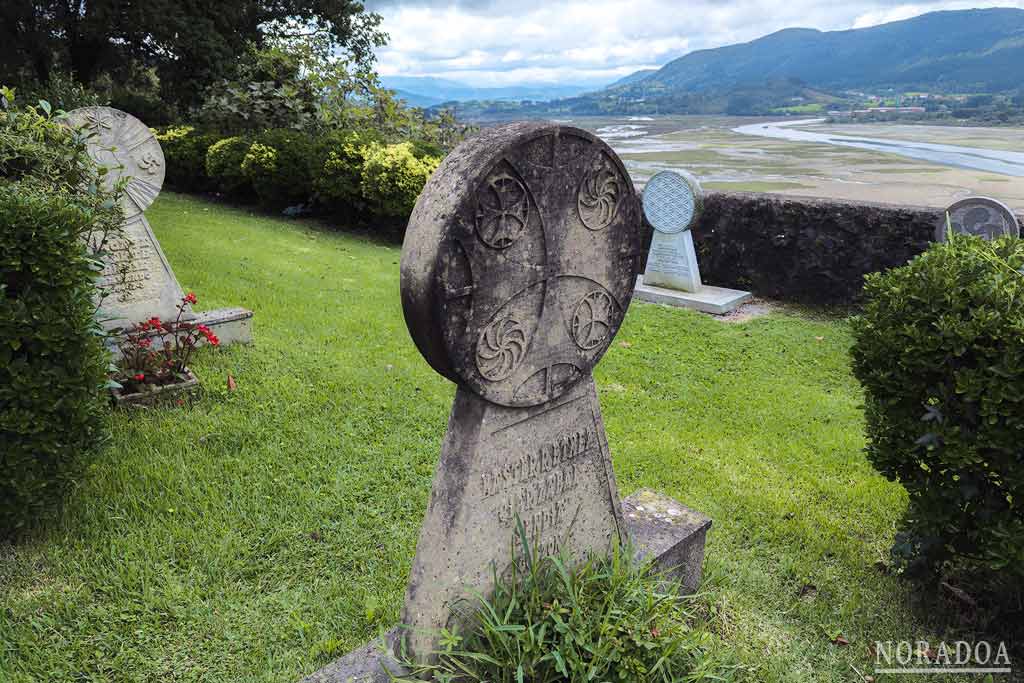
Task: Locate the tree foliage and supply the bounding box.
[0,1,387,109]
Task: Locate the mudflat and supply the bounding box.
[572,116,1024,213]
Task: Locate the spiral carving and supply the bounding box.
[578,155,622,231]
[476,317,527,381]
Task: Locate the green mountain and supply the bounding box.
[530,8,1024,116]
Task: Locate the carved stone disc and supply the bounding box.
[63,106,165,218]
[401,122,644,407]
[642,170,703,235]
[937,196,1020,242]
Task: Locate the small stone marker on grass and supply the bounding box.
[634,170,751,314]
[936,196,1021,242]
[301,122,712,682]
[64,106,253,345]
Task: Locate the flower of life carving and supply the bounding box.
[577,155,622,231]
[641,171,701,235]
[476,173,530,249]
[477,317,527,381]
[571,290,615,350]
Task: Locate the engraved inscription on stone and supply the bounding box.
[400,377,624,657]
[64,107,186,328]
[97,216,172,307]
[399,122,640,661]
[937,196,1021,242]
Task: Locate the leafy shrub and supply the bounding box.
[205,136,252,197]
[395,532,736,683]
[359,141,440,217]
[314,130,373,212]
[14,73,104,112]
[241,129,319,207]
[155,126,221,192]
[0,91,123,536]
[851,235,1024,578]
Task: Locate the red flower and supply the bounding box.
[133,373,145,381]
[139,337,152,348]
[183,292,197,305]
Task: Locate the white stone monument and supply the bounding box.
[634,171,751,314]
[64,106,253,344]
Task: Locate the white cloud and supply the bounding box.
[368,1,1024,87]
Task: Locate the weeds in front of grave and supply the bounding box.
[391,519,743,682]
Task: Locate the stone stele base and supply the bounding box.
[106,307,253,357]
[191,307,254,346]
[299,489,711,683]
[634,276,752,315]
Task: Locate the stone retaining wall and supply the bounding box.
[659,191,1024,306]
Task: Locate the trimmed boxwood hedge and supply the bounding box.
[1,95,122,536]
[851,235,1024,579]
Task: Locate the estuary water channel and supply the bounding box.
[733,118,1024,177]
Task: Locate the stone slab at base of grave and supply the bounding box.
[65,106,253,347]
[635,277,753,315]
[633,170,750,315]
[299,490,710,683]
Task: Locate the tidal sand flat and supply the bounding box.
[574,116,1024,212]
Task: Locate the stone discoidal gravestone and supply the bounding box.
[64,106,253,344]
[64,106,189,329]
[400,121,645,659]
[634,170,751,315]
[640,170,704,293]
[936,196,1021,242]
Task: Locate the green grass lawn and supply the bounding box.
[0,193,967,682]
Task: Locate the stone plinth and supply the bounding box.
[634,276,752,315]
[621,488,711,593]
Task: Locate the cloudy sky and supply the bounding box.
[365,1,1024,87]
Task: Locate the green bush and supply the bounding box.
[395,532,736,682]
[359,141,440,217]
[205,136,252,197]
[155,126,221,192]
[314,130,373,212]
[851,235,1024,578]
[0,92,122,536]
[241,129,319,207]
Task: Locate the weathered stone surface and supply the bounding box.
[398,122,645,662]
[936,196,1021,242]
[401,121,645,408]
[63,106,165,218]
[299,630,406,683]
[622,489,711,594]
[401,374,626,659]
[65,106,254,344]
[95,213,190,329]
